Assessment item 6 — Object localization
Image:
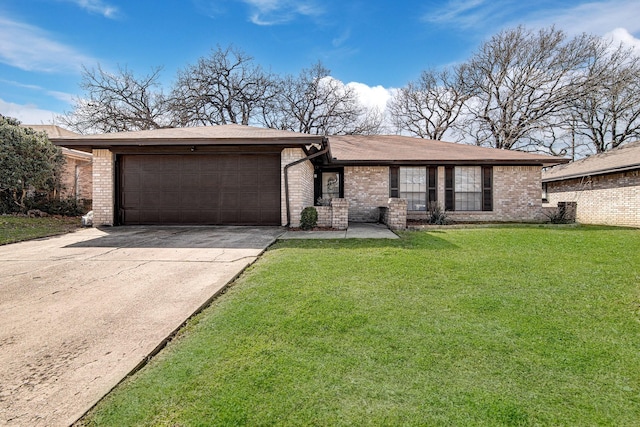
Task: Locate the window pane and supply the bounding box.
[455,167,481,192]
[400,167,427,211]
[455,167,482,211]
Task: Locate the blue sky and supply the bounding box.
[2,0,640,125]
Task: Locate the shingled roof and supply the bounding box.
[49,124,325,152]
[542,141,640,182]
[21,124,79,138]
[41,124,568,166]
[328,134,567,166]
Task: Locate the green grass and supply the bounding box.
[0,214,81,245]
[81,226,640,426]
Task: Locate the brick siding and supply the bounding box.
[434,165,544,222]
[92,149,114,226]
[281,148,314,227]
[346,165,544,223]
[544,170,640,227]
[344,166,390,222]
[384,198,407,230]
[60,156,92,202]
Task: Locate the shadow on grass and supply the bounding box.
[271,231,458,251]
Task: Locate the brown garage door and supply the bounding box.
[118,154,281,225]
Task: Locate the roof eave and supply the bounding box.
[542,163,640,182]
[328,158,566,167]
[52,136,323,150]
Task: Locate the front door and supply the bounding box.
[314,168,344,205]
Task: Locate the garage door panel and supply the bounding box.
[260,193,281,209]
[238,172,260,187]
[139,210,160,223]
[119,154,281,225]
[262,210,280,223]
[137,192,160,208]
[180,192,202,207]
[180,173,201,188]
[160,210,181,223]
[239,192,261,208]
[239,210,261,223]
[220,193,238,208]
[121,191,140,206]
[200,174,220,189]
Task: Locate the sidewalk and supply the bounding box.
[279,223,399,239]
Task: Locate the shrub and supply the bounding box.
[427,202,449,225]
[25,194,86,217]
[545,206,571,224]
[300,206,318,230]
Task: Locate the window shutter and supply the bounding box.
[428,167,437,203]
[445,166,454,211]
[482,166,493,211]
[389,166,399,198]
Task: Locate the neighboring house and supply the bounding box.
[24,125,93,202]
[542,141,640,228]
[50,125,565,228]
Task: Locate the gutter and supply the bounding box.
[284,137,329,227]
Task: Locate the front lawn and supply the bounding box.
[0,215,81,245]
[81,226,640,426]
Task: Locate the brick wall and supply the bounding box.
[445,165,544,222]
[313,200,349,229]
[60,156,92,202]
[344,166,389,222]
[331,198,349,230]
[281,148,314,227]
[384,198,407,230]
[545,170,640,227]
[345,165,543,224]
[92,149,114,226]
[316,206,332,227]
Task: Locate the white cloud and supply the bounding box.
[422,0,509,29]
[62,0,120,19]
[0,79,76,103]
[526,0,640,37]
[0,98,61,124]
[0,17,95,73]
[240,0,323,25]
[422,0,640,43]
[347,82,393,112]
[604,28,640,53]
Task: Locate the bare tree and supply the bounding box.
[388,67,470,140]
[59,65,171,133]
[262,62,381,135]
[567,39,640,153]
[457,26,598,151]
[170,45,277,126]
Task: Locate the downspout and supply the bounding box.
[284,137,329,227]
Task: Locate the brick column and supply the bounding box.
[92,149,115,226]
[331,198,349,230]
[387,198,407,230]
[437,166,446,210]
[315,206,332,227]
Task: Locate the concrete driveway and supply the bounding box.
[0,226,283,427]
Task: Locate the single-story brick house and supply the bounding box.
[542,141,640,228]
[24,125,93,202]
[50,124,565,228]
